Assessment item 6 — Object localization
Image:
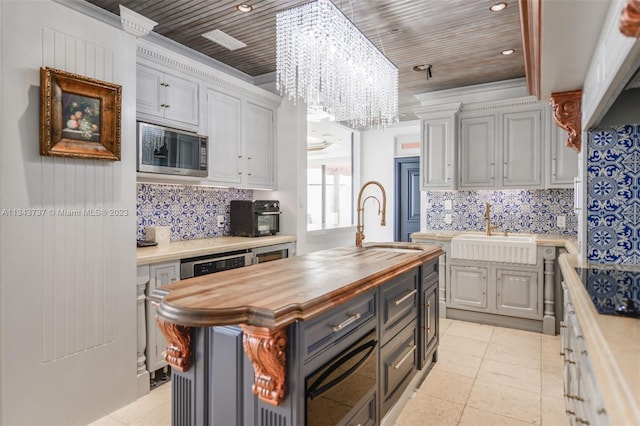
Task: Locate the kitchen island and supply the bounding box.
[152,243,443,426]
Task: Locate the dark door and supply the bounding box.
[394,157,421,241]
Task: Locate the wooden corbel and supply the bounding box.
[156,318,192,372]
[240,325,287,406]
[550,90,582,153]
[620,0,640,38]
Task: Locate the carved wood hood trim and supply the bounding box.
[241,325,287,407]
[519,0,542,99]
[550,90,582,153]
[620,0,640,37]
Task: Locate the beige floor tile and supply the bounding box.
[446,320,495,342]
[129,401,171,426]
[417,368,474,404]
[477,358,541,394]
[395,393,464,426]
[440,317,453,335]
[484,340,542,369]
[438,333,489,358]
[87,415,127,426]
[433,348,483,378]
[541,334,562,356]
[111,385,171,424]
[491,326,542,349]
[541,369,564,397]
[459,406,535,426]
[542,350,564,374]
[467,380,541,424]
[542,394,570,426]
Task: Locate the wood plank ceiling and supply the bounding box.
[87,0,525,122]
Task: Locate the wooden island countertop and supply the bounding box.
[156,242,443,329]
[152,243,443,407]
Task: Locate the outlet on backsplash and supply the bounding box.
[557,215,566,228]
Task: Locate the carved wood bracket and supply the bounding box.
[550,90,582,153]
[620,0,640,38]
[156,318,192,372]
[240,325,287,407]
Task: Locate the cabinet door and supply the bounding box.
[421,116,455,189]
[146,262,179,372]
[422,283,438,362]
[244,101,275,188]
[502,109,543,188]
[548,125,579,187]
[449,264,488,310]
[163,72,199,126]
[495,268,540,319]
[206,88,243,185]
[459,115,496,189]
[136,64,165,118]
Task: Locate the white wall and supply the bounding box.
[360,121,420,243]
[0,1,138,424]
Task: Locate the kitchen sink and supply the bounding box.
[450,233,537,264]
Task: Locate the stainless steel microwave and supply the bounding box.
[137,122,208,177]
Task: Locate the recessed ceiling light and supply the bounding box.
[236,3,253,13]
[490,2,507,12]
[501,49,515,55]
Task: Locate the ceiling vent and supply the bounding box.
[202,29,247,50]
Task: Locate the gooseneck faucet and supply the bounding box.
[484,202,498,236]
[356,181,387,247]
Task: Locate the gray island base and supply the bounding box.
[153,244,443,426]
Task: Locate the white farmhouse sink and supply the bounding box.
[450,233,537,265]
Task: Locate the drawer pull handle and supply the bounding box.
[332,313,361,332]
[393,344,416,370]
[394,289,417,306]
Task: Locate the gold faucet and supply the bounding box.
[484,202,499,236]
[356,181,387,247]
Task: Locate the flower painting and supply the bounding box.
[62,94,101,141]
[40,67,121,161]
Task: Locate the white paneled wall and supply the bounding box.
[1,1,137,424]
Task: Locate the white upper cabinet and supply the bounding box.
[502,107,543,188]
[459,114,496,189]
[206,88,277,189]
[459,101,544,190]
[416,103,461,190]
[136,63,199,129]
[547,123,579,188]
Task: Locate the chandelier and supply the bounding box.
[276,0,398,128]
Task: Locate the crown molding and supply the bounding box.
[414,78,528,107]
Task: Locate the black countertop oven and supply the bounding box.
[230,200,281,237]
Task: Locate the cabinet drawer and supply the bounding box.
[380,322,417,416]
[344,391,376,426]
[303,292,375,361]
[422,259,438,280]
[380,269,419,344]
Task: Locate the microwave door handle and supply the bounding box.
[255,211,281,215]
[306,339,376,400]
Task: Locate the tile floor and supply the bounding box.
[90,319,569,426]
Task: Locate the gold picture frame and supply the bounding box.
[40,67,122,161]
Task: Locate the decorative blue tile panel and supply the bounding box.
[424,189,577,236]
[136,183,253,241]
[587,124,640,264]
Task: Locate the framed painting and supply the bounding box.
[40,67,122,161]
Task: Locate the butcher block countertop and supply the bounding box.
[155,243,443,329]
[136,234,296,266]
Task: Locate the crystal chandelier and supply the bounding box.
[276,0,398,128]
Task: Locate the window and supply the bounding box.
[307,123,354,231]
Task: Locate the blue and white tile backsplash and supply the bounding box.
[424,189,577,236]
[137,183,253,241]
[587,124,640,264]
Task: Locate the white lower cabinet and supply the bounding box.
[448,258,542,321]
[146,261,180,375]
[449,264,488,309]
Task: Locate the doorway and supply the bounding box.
[394,157,421,242]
